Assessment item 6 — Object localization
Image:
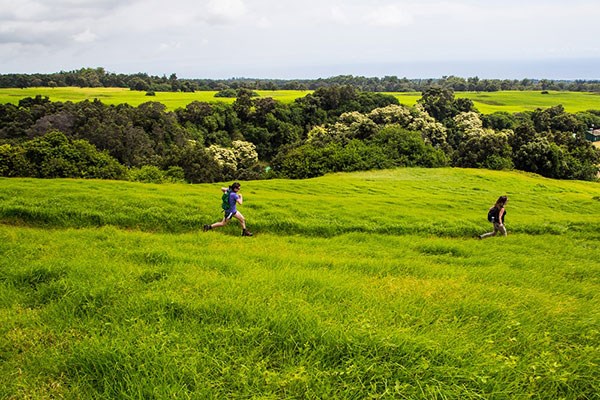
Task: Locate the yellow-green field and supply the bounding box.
[388,91,600,114]
[0,87,311,110]
[2,87,600,113]
[1,168,599,398]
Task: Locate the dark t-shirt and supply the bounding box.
[491,207,506,223]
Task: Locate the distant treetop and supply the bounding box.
[1,67,599,93]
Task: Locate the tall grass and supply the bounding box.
[1,168,599,398]
[1,169,598,237]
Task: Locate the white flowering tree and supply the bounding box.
[408,105,448,148]
[207,144,237,176]
[207,140,260,179]
[367,104,412,125]
[231,140,258,170]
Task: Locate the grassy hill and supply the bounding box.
[1,168,599,398]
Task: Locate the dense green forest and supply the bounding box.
[2,67,600,93]
[1,85,599,182]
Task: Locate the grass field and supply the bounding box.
[0,87,311,110]
[387,91,600,114]
[1,168,599,398]
[1,87,600,113]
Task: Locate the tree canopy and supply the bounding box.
[1,86,598,182]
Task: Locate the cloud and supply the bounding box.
[205,0,247,24]
[364,5,413,27]
[0,0,126,48]
[0,0,599,78]
[0,20,69,46]
[72,28,97,43]
[158,41,183,52]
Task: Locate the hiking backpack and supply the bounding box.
[221,189,232,211]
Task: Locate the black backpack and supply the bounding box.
[487,207,497,223]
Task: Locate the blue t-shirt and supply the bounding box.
[228,192,239,213]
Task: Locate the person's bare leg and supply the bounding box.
[211,218,229,229]
[233,212,246,230]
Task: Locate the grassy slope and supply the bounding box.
[2,87,600,113]
[1,168,598,236]
[0,168,599,399]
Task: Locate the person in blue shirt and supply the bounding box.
[204,182,253,236]
[479,195,508,239]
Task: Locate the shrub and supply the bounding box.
[1,131,126,179]
[164,166,186,182]
[128,165,166,183]
[371,125,450,168]
[214,88,238,98]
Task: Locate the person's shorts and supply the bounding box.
[224,210,236,220]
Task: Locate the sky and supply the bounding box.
[1,0,599,80]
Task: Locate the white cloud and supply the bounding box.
[0,0,599,78]
[206,0,247,23]
[364,5,413,27]
[158,41,182,51]
[329,6,349,24]
[72,28,96,43]
[256,16,271,29]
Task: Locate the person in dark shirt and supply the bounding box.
[479,195,508,239]
[204,182,253,236]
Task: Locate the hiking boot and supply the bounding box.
[203,224,211,231]
[242,229,253,237]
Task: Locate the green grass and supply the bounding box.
[2,87,600,113]
[0,87,312,110]
[1,168,599,398]
[388,91,600,114]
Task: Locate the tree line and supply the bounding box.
[2,67,600,93]
[1,86,599,182]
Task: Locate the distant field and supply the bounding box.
[1,87,600,113]
[0,87,311,110]
[388,91,600,114]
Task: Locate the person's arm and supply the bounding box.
[236,193,243,205]
[498,207,505,225]
[221,187,228,193]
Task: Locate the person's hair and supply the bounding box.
[494,195,508,208]
[230,182,241,190]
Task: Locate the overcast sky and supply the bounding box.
[1,0,599,80]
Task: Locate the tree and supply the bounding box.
[129,77,150,91]
[232,88,258,122]
[15,130,126,179]
[0,143,30,176]
[452,112,513,170]
[164,142,220,183]
[207,144,238,179]
[417,86,456,122]
[482,112,517,131]
[231,140,258,170]
[371,125,449,168]
[514,137,564,178]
